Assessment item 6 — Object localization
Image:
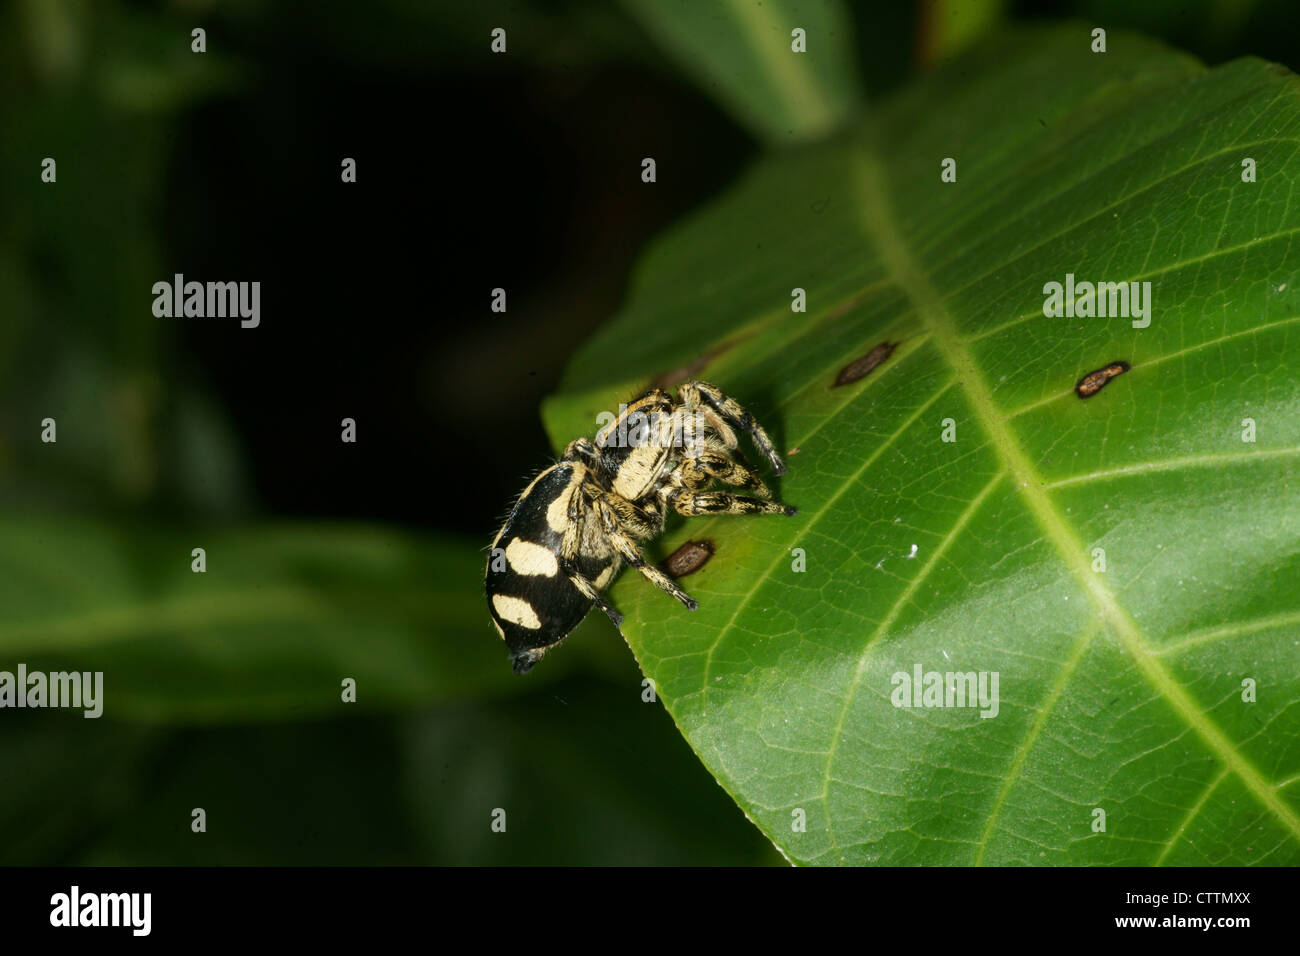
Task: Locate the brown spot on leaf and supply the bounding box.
[650,333,753,389]
[1075,360,1131,398]
[834,342,897,387]
[823,290,871,323]
[664,540,714,578]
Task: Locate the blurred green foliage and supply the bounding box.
[0,0,781,865]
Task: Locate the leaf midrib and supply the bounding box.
[723,0,837,136]
[851,145,1300,850]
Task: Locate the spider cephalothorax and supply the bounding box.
[486,380,796,673]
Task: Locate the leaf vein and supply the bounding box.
[853,143,1300,850]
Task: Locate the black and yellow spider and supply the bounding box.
[486,380,796,673]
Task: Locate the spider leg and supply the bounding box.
[590,486,662,538]
[669,489,798,518]
[678,380,786,476]
[679,437,772,497]
[557,555,623,627]
[559,480,622,627]
[593,494,698,611]
[562,436,602,467]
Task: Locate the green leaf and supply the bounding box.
[0,520,512,722]
[620,0,862,144]
[542,26,1300,864]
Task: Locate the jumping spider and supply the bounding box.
[486,380,796,673]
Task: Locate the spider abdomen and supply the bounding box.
[486,463,617,673]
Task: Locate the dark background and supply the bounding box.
[167,0,1300,535]
[2,0,1296,865]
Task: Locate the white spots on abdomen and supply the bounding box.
[492,594,543,630]
[545,491,571,533]
[506,537,559,577]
